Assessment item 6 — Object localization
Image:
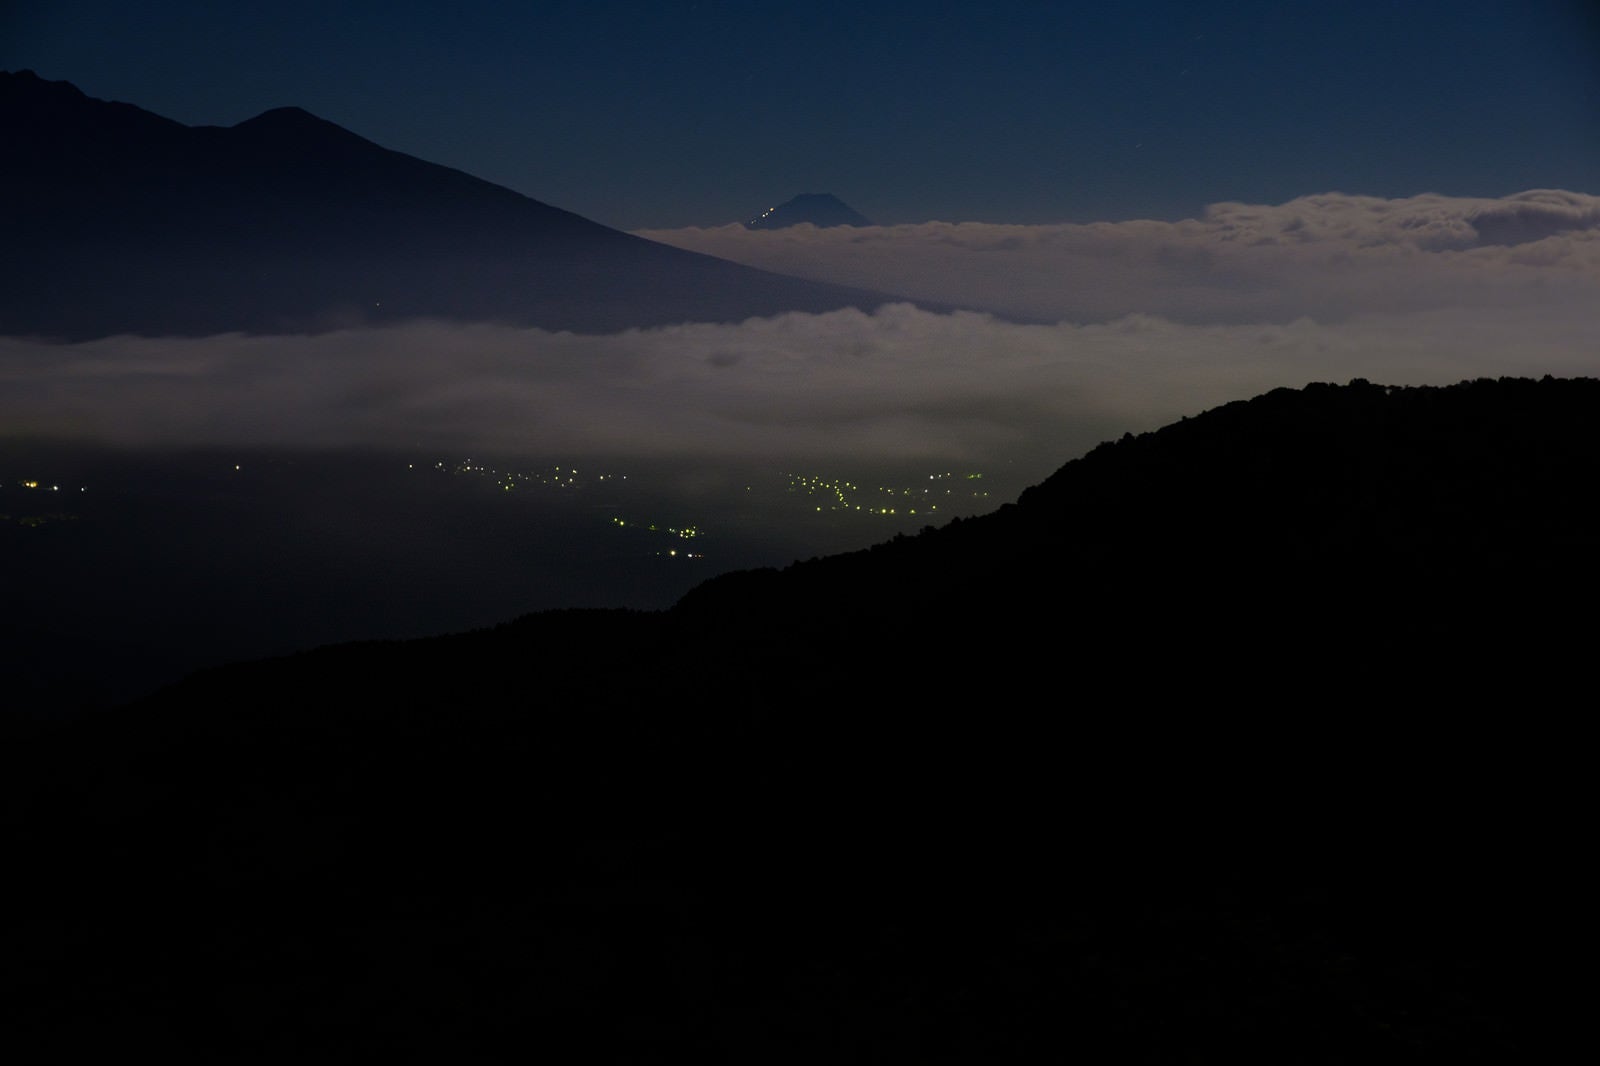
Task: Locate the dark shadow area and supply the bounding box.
[2,446,1004,716]
[4,377,1593,1061]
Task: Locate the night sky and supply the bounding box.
[4,0,1596,229]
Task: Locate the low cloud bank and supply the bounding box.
[5,190,1596,483]
[636,190,1600,326]
[5,296,1596,484]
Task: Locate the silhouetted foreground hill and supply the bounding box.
[0,71,910,338]
[5,378,1592,1062]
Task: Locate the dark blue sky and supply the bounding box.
[5,1,1596,229]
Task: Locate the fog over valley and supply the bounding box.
[8,189,1599,708]
[11,189,1600,465]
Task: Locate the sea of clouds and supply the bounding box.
[638,189,1600,325]
[5,190,1598,484]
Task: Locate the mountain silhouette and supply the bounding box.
[747,192,874,229]
[0,71,909,338]
[3,377,1590,1062]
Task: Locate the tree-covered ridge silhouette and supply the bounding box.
[4,377,1593,1062]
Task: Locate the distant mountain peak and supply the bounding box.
[3,68,63,88]
[746,193,873,230]
[4,68,57,88]
[238,105,321,124]
[2,68,98,107]
[228,105,380,149]
[0,77,913,338]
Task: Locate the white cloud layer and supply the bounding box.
[636,190,1600,326]
[4,302,1596,488]
[3,191,1596,486]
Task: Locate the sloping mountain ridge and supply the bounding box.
[4,377,1592,1062]
[0,71,915,338]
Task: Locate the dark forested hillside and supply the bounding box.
[5,377,1592,1062]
